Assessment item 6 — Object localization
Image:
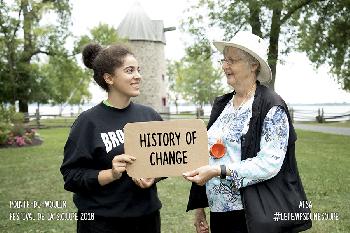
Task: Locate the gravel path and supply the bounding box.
[293,123,350,136]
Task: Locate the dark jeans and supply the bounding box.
[210,210,248,233]
[77,210,160,233]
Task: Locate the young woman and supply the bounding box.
[60,43,163,233]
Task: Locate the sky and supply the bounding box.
[70,0,350,105]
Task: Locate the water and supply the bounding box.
[28,103,95,117]
[28,103,350,122]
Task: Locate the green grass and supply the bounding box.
[295,131,350,232]
[28,117,75,128]
[0,128,349,232]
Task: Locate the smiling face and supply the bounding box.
[104,54,142,98]
[222,47,258,88]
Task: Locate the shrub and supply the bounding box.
[0,105,16,122]
[0,105,13,145]
[0,127,10,144]
[0,105,40,147]
[11,111,25,125]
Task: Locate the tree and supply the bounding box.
[38,23,124,115]
[297,0,350,90]
[0,0,71,114]
[40,23,125,115]
[74,23,127,55]
[40,55,91,115]
[167,43,225,110]
[181,0,350,91]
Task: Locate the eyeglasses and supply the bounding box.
[219,58,242,65]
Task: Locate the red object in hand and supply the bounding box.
[210,139,226,159]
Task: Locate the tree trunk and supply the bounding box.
[59,104,64,116]
[267,7,282,90]
[36,102,41,128]
[17,0,32,116]
[19,99,29,122]
[19,100,28,113]
[248,0,262,38]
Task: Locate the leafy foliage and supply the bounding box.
[181,0,349,91]
[0,3,126,115]
[0,105,16,144]
[296,0,350,90]
[74,23,127,54]
[167,42,225,108]
[41,55,91,106]
[0,0,72,113]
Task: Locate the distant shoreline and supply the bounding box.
[288,103,350,106]
[170,102,350,107]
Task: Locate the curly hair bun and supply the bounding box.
[82,43,103,69]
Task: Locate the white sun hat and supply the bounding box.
[213,31,272,83]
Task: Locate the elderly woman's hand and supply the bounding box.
[194,208,209,233]
[183,165,220,186]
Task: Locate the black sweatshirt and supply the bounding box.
[60,102,163,218]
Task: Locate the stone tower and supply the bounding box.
[117,2,173,113]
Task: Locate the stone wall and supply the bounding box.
[129,41,169,113]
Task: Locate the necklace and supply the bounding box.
[233,83,256,110]
[210,83,256,159]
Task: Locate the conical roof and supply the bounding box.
[117,1,166,44]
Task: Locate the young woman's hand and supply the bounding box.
[98,154,136,186]
[132,178,155,188]
[111,154,136,179]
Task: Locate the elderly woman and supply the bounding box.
[183,32,312,233]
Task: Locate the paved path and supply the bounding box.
[293,123,350,136]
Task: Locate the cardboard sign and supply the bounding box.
[124,119,208,178]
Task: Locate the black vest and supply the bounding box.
[187,83,312,233]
